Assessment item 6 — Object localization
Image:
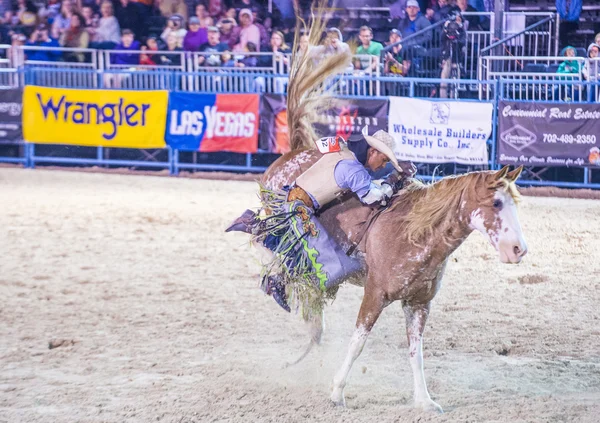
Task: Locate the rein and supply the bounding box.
[345,205,387,256]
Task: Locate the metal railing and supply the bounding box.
[502,12,559,57]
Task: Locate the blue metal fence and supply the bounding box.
[1,67,599,189]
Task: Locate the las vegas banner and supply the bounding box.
[165,92,259,153]
[388,97,493,165]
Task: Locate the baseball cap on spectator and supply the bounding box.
[169,14,184,23]
[207,26,219,33]
[189,16,200,25]
[389,29,401,37]
[122,29,134,36]
[406,0,420,7]
[239,8,252,19]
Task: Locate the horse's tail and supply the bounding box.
[286,0,353,152]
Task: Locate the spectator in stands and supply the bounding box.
[217,7,237,27]
[557,46,579,74]
[115,0,145,40]
[232,0,264,19]
[10,31,26,65]
[159,32,182,66]
[356,25,384,72]
[384,29,410,76]
[456,0,481,30]
[217,17,235,47]
[207,0,226,22]
[258,30,290,69]
[60,12,89,62]
[236,40,257,67]
[251,7,269,48]
[26,23,61,61]
[195,3,213,27]
[183,16,207,51]
[582,43,600,81]
[399,0,432,45]
[198,25,228,66]
[112,28,140,65]
[161,14,186,48]
[220,49,234,66]
[88,1,120,49]
[14,0,38,28]
[52,0,74,39]
[316,27,351,56]
[233,8,259,53]
[140,34,159,65]
[431,0,460,23]
[158,0,187,21]
[81,5,95,27]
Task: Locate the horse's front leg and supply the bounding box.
[402,301,443,413]
[330,283,386,407]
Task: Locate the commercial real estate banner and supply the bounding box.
[498,100,600,167]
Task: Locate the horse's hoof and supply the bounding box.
[415,399,443,413]
[330,390,346,407]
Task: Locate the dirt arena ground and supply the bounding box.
[1,167,600,423]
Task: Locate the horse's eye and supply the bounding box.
[493,199,503,209]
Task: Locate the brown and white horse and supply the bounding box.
[247,2,528,412]
[260,151,527,412]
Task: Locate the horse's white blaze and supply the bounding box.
[469,190,527,264]
[495,190,528,264]
[330,325,369,405]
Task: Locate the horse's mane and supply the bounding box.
[286,0,353,151]
[390,172,522,246]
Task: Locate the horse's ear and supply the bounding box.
[506,165,524,182]
[494,165,510,180]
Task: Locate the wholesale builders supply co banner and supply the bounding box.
[165,92,259,153]
[388,97,493,165]
[23,86,168,148]
[498,100,600,167]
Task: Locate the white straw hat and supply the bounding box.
[361,125,403,173]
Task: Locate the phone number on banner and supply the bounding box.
[542,133,597,144]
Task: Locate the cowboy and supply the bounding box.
[227,126,415,312]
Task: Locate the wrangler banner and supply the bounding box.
[388,97,493,165]
[165,92,259,153]
[23,86,168,148]
[0,88,23,144]
[498,101,600,167]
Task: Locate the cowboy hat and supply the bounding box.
[361,125,403,173]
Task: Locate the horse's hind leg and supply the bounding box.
[402,301,443,413]
[330,284,386,407]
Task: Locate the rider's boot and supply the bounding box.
[225,209,258,234]
[263,274,290,313]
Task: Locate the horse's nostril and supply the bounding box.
[513,245,521,256]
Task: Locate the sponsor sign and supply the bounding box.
[498,101,600,167]
[388,97,493,165]
[166,92,259,153]
[259,94,288,153]
[0,88,23,144]
[22,86,168,148]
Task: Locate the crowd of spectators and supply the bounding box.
[2,0,593,88]
[0,0,494,69]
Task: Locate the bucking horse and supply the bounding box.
[233,2,528,413]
